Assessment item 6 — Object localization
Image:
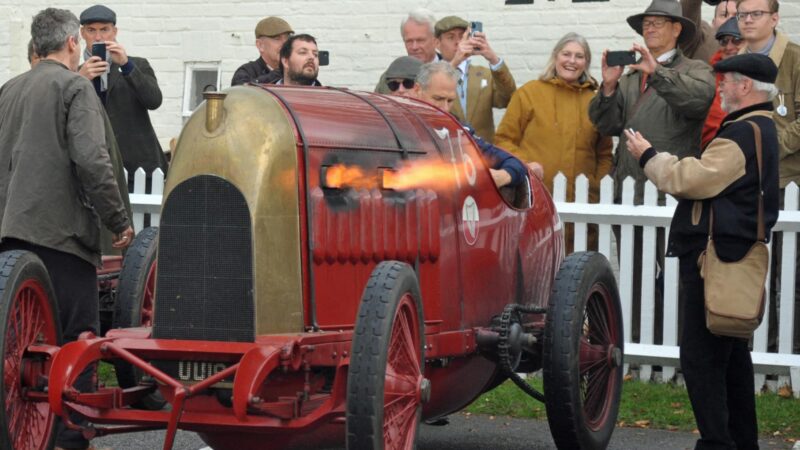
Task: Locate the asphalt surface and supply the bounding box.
[93,413,795,450]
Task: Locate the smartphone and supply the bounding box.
[91,42,106,61]
[606,50,636,67]
[318,50,329,67]
[470,21,483,36]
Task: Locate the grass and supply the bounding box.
[465,376,800,442]
[98,361,800,442]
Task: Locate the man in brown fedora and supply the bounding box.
[589,0,715,345]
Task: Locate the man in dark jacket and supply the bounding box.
[0,8,133,450]
[231,16,293,86]
[79,4,168,189]
[270,34,324,87]
[626,53,779,450]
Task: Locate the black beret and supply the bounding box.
[80,5,116,25]
[713,53,778,84]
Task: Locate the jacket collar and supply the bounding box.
[628,48,684,77]
[720,102,774,127]
[546,76,598,91]
[768,32,790,67]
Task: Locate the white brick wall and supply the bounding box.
[2,0,799,146]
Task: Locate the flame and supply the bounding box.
[383,160,459,191]
[324,164,379,189]
[324,159,462,191]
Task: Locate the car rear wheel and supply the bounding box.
[112,226,164,410]
[347,261,427,450]
[0,250,61,450]
[542,252,623,450]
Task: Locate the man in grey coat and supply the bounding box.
[589,0,715,342]
[0,8,133,450]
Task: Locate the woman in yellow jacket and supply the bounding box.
[495,32,612,253]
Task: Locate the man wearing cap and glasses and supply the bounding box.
[231,16,293,86]
[434,16,515,144]
[625,52,780,450]
[383,56,423,98]
[702,17,746,147]
[589,0,715,344]
[679,0,738,62]
[78,4,167,191]
[736,0,800,353]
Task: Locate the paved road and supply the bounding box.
[93,413,794,449]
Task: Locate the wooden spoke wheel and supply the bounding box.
[113,226,164,410]
[347,261,427,450]
[0,250,61,450]
[543,252,623,450]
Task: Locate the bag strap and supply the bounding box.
[708,120,765,242]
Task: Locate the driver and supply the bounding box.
[412,61,526,189]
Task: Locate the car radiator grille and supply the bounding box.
[153,175,255,342]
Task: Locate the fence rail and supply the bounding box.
[127,169,800,397]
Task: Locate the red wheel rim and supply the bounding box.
[578,284,621,431]
[139,261,157,327]
[4,279,58,450]
[383,294,422,450]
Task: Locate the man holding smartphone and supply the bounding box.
[434,16,516,143]
[231,16,293,86]
[589,0,715,344]
[79,4,167,191]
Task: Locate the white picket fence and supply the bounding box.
[127,168,800,396]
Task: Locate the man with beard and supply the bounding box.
[275,34,322,86]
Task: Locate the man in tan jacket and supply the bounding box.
[434,16,516,143]
[737,0,800,352]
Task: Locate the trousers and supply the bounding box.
[679,249,759,450]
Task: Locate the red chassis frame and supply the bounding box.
[39,320,501,450]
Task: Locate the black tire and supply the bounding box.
[542,252,624,450]
[0,250,61,450]
[346,261,426,450]
[112,226,164,410]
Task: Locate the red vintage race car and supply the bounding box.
[0,85,623,450]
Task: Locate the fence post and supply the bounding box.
[638,182,658,382]
[150,169,165,227]
[662,194,678,382]
[132,168,147,232]
[573,175,589,252]
[598,176,614,262]
[620,177,635,376]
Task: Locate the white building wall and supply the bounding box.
[1,0,799,147]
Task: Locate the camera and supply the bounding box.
[470,21,483,37]
[606,50,636,67]
[318,50,329,67]
[91,42,106,61]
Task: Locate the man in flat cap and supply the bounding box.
[384,56,423,98]
[79,4,167,192]
[589,0,715,344]
[702,17,745,147]
[679,0,738,62]
[435,16,515,143]
[375,8,441,95]
[736,0,800,352]
[231,16,293,86]
[626,52,779,450]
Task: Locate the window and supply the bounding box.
[182,62,221,118]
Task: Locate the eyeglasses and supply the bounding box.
[641,18,673,29]
[736,10,772,21]
[718,36,744,46]
[387,79,415,91]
